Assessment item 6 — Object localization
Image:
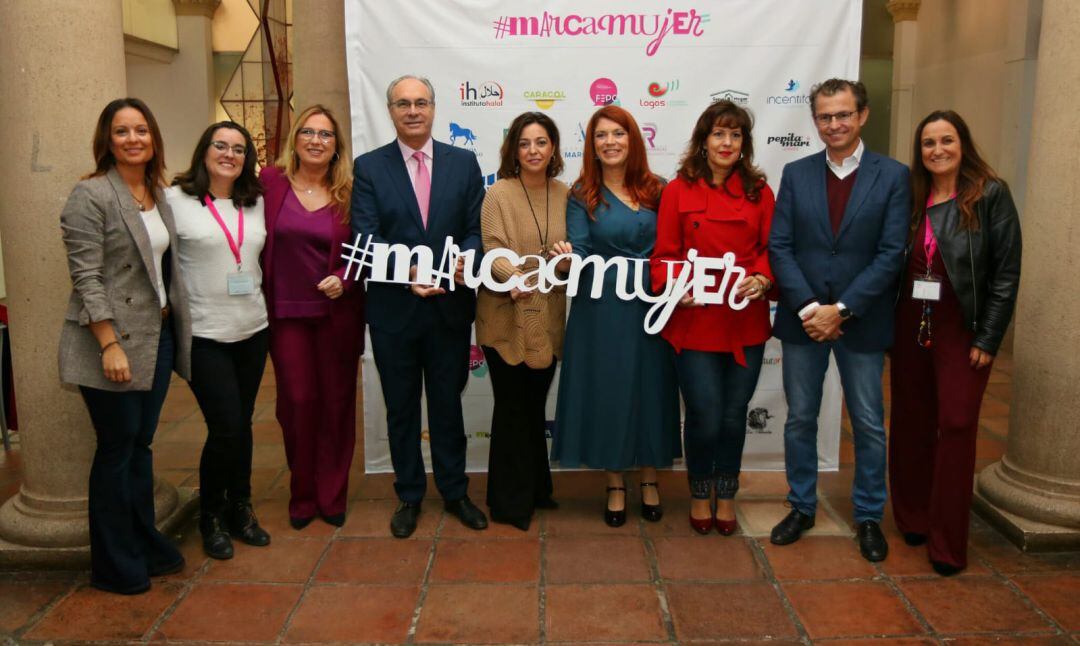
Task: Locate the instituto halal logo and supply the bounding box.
[711,89,749,105]
[523,89,566,109]
[766,132,812,151]
[766,79,811,108]
[640,80,687,109]
[459,81,504,108]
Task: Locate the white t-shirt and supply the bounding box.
[165,186,268,342]
[139,205,169,307]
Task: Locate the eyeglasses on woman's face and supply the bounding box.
[298,128,337,142]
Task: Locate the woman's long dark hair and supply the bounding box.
[84,98,167,189]
[911,110,1002,231]
[497,112,564,179]
[173,121,262,208]
[676,100,766,202]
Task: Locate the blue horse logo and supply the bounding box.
[449,122,478,147]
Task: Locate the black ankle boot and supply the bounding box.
[228,498,271,547]
[201,512,234,560]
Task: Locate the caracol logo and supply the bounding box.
[711,89,749,105]
[524,89,566,109]
[767,79,811,108]
[589,78,619,106]
[491,9,709,57]
[459,81,504,108]
[449,123,478,148]
[641,80,686,109]
[767,133,812,151]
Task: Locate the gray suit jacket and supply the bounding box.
[58,168,192,391]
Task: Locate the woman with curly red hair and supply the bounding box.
[552,106,681,527]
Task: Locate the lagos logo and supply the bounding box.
[589,78,619,106]
[648,80,679,97]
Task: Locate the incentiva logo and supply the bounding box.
[589,78,619,106]
[523,89,567,109]
[459,81,504,108]
[711,89,750,105]
[448,123,478,148]
[766,133,812,150]
[767,79,811,108]
[491,9,709,57]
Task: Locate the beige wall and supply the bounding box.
[212,0,258,52]
[910,0,1010,171]
[123,0,178,49]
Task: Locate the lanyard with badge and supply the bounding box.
[203,195,255,296]
[915,194,953,348]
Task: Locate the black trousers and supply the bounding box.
[188,328,269,515]
[482,347,556,521]
[80,321,181,594]
[370,302,471,503]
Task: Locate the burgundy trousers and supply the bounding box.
[889,280,992,569]
[270,313,362,519]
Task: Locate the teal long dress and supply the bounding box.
[552,188,682,470]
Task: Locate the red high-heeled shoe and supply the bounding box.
[714,517,738,536]
[689,512,713,535]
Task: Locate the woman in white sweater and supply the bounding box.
[166,121,269,560]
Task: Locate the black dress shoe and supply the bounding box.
[931,560,962,576]
[289,515,315,530]
[491,513,531,532]
[534,497,559,510]
[390,501,422,538]
[857,520,889,562]
[903,532,928,546]
[321,512,346,527]
[770,509,815,545]
[444,496,489,530]
[148,557,185,577]
[604,486,627,527]
[640,482,663,522]
[228,499,271,546]
[200,513,234,560]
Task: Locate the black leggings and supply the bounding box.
[188,328,269,514]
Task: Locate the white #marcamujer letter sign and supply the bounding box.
[341,233,750,332]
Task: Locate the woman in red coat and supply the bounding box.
[261,105,364,529]
[651,100,775,535]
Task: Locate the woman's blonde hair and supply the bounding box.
[277,104,353,223]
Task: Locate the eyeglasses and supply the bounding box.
[298,128,336,142]
[814,111,858,126]
[210,140,247,156]
[390,99,433,111]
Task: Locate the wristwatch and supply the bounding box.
[838,304,853,320]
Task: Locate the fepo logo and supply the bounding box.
[711,89,750,105]
[589,78,619,106]
[491,9,709,57]
[767,79,811,108]
[766,133,812,151]
[469,345,488,377]
[458,81,504,108]
[641,79,686,109]
[449,122,478,149]
[524,89,566,109]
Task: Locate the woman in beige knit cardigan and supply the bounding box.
[476,112,573,531]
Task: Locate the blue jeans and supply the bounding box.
[781,340,886,523]
[675,345,765,499]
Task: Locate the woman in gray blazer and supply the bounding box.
[58,98,193,595]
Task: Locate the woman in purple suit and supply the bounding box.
[261,105,364,529]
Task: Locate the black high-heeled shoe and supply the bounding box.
[640,482,663,522]
[604,486,626,527]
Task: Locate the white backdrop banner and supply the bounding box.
[345,0,861,473]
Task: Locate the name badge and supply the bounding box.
[912,276,941,302]
[227,271,256,296]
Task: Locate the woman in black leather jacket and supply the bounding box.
[888,110,1021,576]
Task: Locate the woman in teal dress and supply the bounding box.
[552,105,682,527]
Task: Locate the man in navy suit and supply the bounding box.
[352,75,488,538]
[768,79,910,561]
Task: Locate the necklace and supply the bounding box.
[518,175,550,255]
[129,184,148,211]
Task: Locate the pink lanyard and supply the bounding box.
[203,195,244,270]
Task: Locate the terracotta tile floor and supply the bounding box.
[3,352,1080,644]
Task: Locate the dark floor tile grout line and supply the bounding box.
[537,510,549,644]
[638,518,678,645]
[272,528,341,645]
[6,575,82,644]
[404,511,446,645]
[743,534,813,646]
[978,548,1073,637]
[141,544,214,644]
[870,555,939,639]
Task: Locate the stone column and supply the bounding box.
[0,0,191,566]
[292,0,353,142]
[886,0,920,166]
[974,0,1080,551]
[997,0,1042,214]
